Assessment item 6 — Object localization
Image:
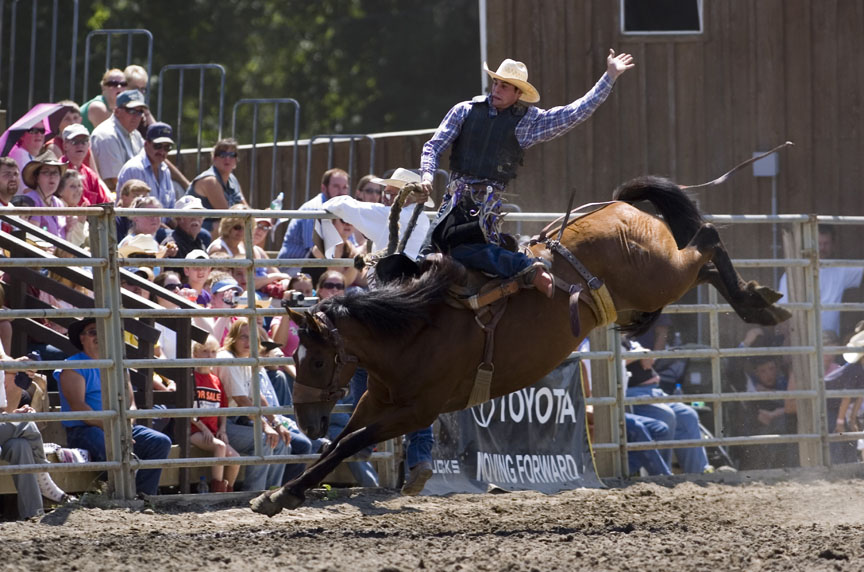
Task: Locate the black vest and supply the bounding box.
[449,97,526,183]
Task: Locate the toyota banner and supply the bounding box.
[422,357,602,495]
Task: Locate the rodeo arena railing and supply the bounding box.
[0,206,862,498]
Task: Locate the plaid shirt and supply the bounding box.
[421,72,615,179]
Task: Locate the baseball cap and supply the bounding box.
[185,249,209,260]
[62,123,90,140]
[174,195,205,210]
[116,89,148,109]
[146,122,174,144]
[123,266,155,281]
[212,279,242,294]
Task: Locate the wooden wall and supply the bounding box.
[483,0,864,258]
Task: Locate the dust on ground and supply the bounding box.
[2,475,864,572]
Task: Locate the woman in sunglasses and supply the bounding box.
[80,68,127,132]
[186,138,249,232]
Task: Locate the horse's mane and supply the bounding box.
[317,257,463,338]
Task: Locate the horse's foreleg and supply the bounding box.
[250,404,428,517]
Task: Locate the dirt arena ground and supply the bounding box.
[1,471,864,571]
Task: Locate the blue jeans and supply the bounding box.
[282,424,314,482]
[450,243,534,279]
[66,424,172,495]
[405,425,434,469]
[225,418,290,492]
[328,414,379,487]
[626,385,710,474]
[625,413,672,476]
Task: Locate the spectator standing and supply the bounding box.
[22,152,67,238]
[185,138,248,232]
[60,123,111,206]
[216,319,291,491]
[778,226,863,337]
[190,336,240,493]
[55,318,172,495]
[80,68,127,132]
[117,122,177,209]
[278,168,350,272]
[90,90,147,191]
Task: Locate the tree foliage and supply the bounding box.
[11,0,480,145]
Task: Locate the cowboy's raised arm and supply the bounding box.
[607,49,635,80]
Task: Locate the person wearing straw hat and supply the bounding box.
[21,151,69,239]
[317,168,433,264]
[418,51,635,296]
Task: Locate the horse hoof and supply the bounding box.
[755,285,783,305]
[249,491,283,517]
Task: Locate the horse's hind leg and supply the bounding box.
[691,224,791,325]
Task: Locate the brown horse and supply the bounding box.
[250,176,790,516]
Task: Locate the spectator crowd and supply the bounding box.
[0,64,439,517]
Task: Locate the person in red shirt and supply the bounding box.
[60,124,112,206]
[190,336,240,492]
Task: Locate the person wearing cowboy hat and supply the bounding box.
[22,151,69,238]
[316,168,433,267]
[417,51,635,297]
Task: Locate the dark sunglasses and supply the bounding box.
[232,224,243,231]
[320,282,345,290]
[104,80,128,88]
[152,143,173,151]
[215,151,238,159]
[26,127,45,135]
[163,283,182,291]
[361,187,382,195]
[121,107,144,116]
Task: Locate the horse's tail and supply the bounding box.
[612,176,705,249]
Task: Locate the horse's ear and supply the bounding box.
[285,307,308,328]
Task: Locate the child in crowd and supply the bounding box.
[56,170,88,248]
[182,250,213,306]
[115,179,151,240]
[190,336,240,493]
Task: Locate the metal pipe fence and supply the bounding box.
[231,98,301,209]
[82,29,153,104]
[304,134,375,202]
[1,209,864,494]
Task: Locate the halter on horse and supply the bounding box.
[250,175,790,516]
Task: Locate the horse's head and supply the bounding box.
[286,307,359,439]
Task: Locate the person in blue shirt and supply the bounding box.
[277,168,350,274]
[54,318,172,496]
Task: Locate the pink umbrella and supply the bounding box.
[0,103,64,157]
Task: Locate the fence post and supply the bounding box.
[89,204,135,499]
[807,217,830,466]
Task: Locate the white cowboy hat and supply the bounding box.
[483,59,540,103]
[843,329,864,364]
[118,233,160,258]
[371,168,434,208]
